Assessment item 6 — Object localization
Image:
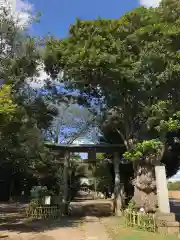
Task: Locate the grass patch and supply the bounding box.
[118,232,178,240]
[101,217,179,240]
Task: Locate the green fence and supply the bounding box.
[124,209,156,232]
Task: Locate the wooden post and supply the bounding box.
[113,152,122,216]
[63,150,69,214]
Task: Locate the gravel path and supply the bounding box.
[83,216,110,240]
[42,216,110,240]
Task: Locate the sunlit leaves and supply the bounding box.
[123,139,163,162]
[0,85,16,116]
[0,8,57,180]
[156,112,180,133]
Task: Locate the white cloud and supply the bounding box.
[15,0,33,26]
[26,63,50,89]
[139,0,161,8]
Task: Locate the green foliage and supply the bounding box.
[123,140,163,162]
[146,100,180,134]
[0,85,16,121]
[127,199,136,211]
[157,112,180,133]
[30,186,49,198]
[30,186,49,204]
[43,1,180,174]
[94,161,113,192]
[96,153,105,160]
[0,7,60,201]
[125,209,156,232]
[168,181,180,191]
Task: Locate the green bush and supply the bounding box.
[127,199,136,211]
[124,209,156,232]
[168,181,180,191]
[30,186,49,204]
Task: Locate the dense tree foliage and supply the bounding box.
[0,7,59,200]
[2,1,180,212]
[44,0,180,211]
[0,7,99,201]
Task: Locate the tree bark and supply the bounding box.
[113,152,123,216]
[133,159,158,213]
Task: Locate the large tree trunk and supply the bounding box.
[133,159,158,213]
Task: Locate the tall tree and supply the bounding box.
[44,0,180,211]
[0,6,58,199]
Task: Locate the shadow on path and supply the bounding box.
[0,200,113,234]
[0,203,84,233]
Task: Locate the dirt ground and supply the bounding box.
[0,216,110,240]
[0,201,179,240]
[0,202,112,240]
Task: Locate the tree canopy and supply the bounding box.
[44,0,180,172]
[0,7,100,200]
[43,0,180,210]
[2,1,180,209]
[0,7,60,199]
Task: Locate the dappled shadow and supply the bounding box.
[0,203,84,233]
[0,215,84,233]
[0,203,27,214]
[0,200,113,233]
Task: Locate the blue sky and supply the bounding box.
[29,0,139,38]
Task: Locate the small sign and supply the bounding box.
[45,196,51,205]
[139,207,145,213]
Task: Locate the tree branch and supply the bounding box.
[116,128,129,150]
[67,116,97,144]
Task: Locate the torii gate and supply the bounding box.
[45,142,124,216]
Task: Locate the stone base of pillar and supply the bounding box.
[115,209,122,217]
[155,213,180,234]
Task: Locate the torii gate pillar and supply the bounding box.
[113,152,123,216]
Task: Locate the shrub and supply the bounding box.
[30,186,49,204]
